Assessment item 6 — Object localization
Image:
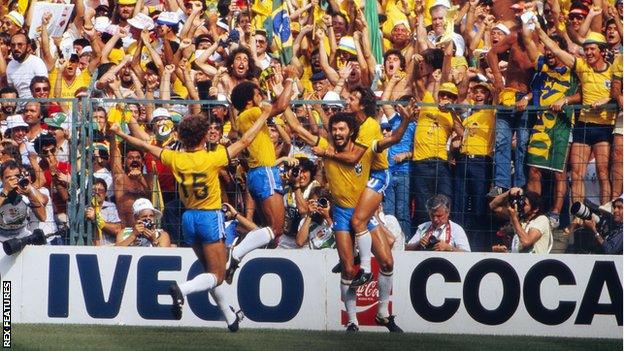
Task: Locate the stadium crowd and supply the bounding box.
[0,0,621,256]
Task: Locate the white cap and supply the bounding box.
[322,91,343,107]
[156,12,180,26]
[132,198,162,220]
[493,23,511,35]
[5,11,24,28]
[216,18,229,31]
[451,33,466,57]
[431,0,451,10]
[152,107,171,120]
[6,115,28,130]
[80,46,93,55]
[216,93,229,105]
[127,13,155,31]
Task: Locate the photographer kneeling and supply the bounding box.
[573,197,622,254]
[405,195,471,252]
[490,188,553,254]
[0,160,47,242]
[115,198,171,247]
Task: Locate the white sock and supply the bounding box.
[178,273,217,296]
[355,230,372,273]
[232,227,273,261]
[341,280,358,325]
[377,270,393,318]
[210,284,237,325]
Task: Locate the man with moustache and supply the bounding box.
[0,87,18,125]
[6,33,48,100]
[217,47,259,95]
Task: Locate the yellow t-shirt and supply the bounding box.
[160,147,229,210]
[412,91,453,161]
[49,68,91,99]
[460,109,496,156]
[236,106,276,168]
[317,137,370,208]
[612,54,623,80]
[356,117,389,171]
[574,58,616,125]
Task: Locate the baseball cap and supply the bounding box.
[156,12,179,26]
[132,198,162,220]
[473,81,493,95]
[128,13,155,30]
[44,112,68,129]
[451,56,468,68]
[338,36,357,56]
[439,82,459,97]
[310,71,327,82]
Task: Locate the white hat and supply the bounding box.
[322,91,344,107]
[94,16,111,32]
[6,115,28,130]
[156,12,180,27]
[451,33,466,57]
[5,11,24,28]
[133,198,162,220]
[216,93,229,106]
[80,46,93,55]
[127,13,155,31]
[152,107,171,120]
[493,23,511,35]
[431,0,451,10]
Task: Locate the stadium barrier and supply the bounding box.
[1,246,621,339]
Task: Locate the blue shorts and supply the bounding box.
[332,205,379,233]
[572,121,613,146]
[247,166,284,201]
[367,169,391,194]
[182,209,225,245]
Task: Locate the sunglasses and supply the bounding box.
[34,87,50,93]
[322,106,341,113]
[569,14,586,20]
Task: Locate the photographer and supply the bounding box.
[489,188,553,254]
[575,197,623,254]
[405,195,471,252]
[0,160,46,242]
[279,156,319,248]
[115,198,171,247]
[294,187,334,249]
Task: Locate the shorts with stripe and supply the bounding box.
[182,209,225,245]
[367,169,391,194]
[247,166,284,201]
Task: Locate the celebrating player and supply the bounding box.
[109,104,272,332]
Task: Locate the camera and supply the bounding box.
[221,204,228,213]
[317,197,329,208]
[3,229,46,255]
[289,167,300,178]
[571,199,614,235]
[424,235,438,250]
[141,219,154,230]
[508,193,525,211]
[17,172,29,188]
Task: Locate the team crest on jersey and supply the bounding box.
[354,163,363,175]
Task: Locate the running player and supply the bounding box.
[283,106,412,332]
[224,69,295,283]
[110,105,272,332]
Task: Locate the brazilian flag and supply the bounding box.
[271,0,293,65]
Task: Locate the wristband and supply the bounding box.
[285,78,294,83]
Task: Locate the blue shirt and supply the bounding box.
[387,113,416,173]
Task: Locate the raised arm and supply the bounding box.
[375,104,419,152]
[317,28,340,85]
[486,32,514,91]
[521,22,541,65]
[110,124,164,160]
[281,107,320,146]
[536,24,575,68]
[269,67,296,117]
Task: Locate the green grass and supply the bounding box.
[10,324,622,351]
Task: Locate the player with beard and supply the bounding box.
[111,105,273,331]
[217,47,259,94]
[224,68,295,284]
[522,28,581,229]
[283,107,412,332]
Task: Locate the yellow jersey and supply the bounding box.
[356,117,389,171]
[460,109,496,156]
[236,106,276,168]
[612,54,623,80]
[412,91,453,161]
[317,137,370,208]
[49,68,91,99]
[574,58,616,125]
[160,147,229,210]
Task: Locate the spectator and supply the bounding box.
[6,33,48,100]
[116,198,171,247]
[294,186,334,249]
[578,197,623,254]
[405,194,471,252]
[490,188,553,254]
[280,157,319,248]
[0,86,17,126]
[85,178,122,246]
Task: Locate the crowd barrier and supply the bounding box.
[1,246,621,338]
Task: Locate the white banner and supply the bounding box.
[1,246,621,338]
[28,3,75,39]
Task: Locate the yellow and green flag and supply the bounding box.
[271,0,293,65]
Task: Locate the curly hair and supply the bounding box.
[226,46,259,80]
[350,85,378,117]
[178,114,210,149]
[329,112,359,142]
[230,81,259,111]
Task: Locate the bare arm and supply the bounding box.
[316,29,340,85]
[521,23,541,65]
[226,103,272,158]
[111,125,164,160]
[281,107,320,146]
[486,33,514,91]
[536,25,575,68]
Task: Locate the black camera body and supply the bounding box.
[317,197,329,208]
[17,172,29,188]
[425,235,439,250]
[508,193,525,211]
[141,219,154,230]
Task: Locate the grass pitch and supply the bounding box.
[11,324,621,351]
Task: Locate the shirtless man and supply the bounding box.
[217,46,259,95]
[486,5,535,196]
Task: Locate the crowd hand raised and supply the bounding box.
[338,61,355,80]
[85,207,96,221]
[163,64,176,75]
[179,38,193,50]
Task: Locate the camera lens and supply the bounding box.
[317,197,329,208]
[291,167,300,177]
